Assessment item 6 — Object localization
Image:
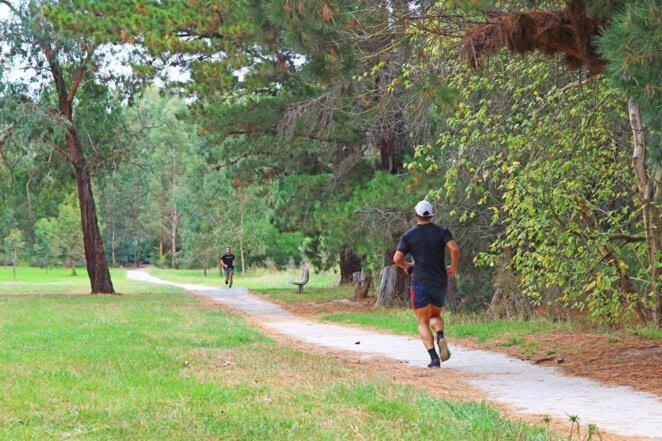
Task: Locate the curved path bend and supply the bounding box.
[128,270,662,440]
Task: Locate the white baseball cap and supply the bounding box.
[414,200,434,218]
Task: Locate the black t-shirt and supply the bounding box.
[221,253,235,269]
[396,223,454,288]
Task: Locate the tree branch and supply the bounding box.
[608,234,646,243]
[66,47,97,106]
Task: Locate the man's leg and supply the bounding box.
[413,305,440,367]
[429,305,444,333]
[228,271,233,288]
[430,304,450,362]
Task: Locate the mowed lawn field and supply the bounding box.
[0,267,552,440]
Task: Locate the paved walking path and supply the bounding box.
[128,270,662,439]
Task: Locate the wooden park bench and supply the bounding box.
[289,266,309,293]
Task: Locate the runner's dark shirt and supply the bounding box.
[396,223,454,288]
[221,253,235,269]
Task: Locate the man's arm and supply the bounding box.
[393,251,411,273]
[446,240,460,277]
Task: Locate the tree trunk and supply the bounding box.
[170,207,178,269]
[66,127,114,293]
[239,198,245,276]
[110,228,116,266]
[26,176,35,231]
[135,240,141,268]
[577,197,646,322]
[627,97,660,325]
[159,237,164,259]
[339,248,362,284]
[108,175,117,267]
[379,137,397,173]
[486,288,504,319]
[375,265,410,307]
[353,271,372,299]
[12,247,17,281]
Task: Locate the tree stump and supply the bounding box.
[339,248,362,285]
[375,265,410,308]
[486,288,504,319]
[352,271,372,299]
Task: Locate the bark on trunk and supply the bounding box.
[627,97,661,325]
[353,271,372,299]
[66,127,114,293]
[375,265,410,307]
[339,248,362,285]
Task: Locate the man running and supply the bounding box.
[220,247,236,288]
[393,200,460,368]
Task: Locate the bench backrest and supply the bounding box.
[300,267,309,284]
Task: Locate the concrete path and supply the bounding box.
[128,270,662,439]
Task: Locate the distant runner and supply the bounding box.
[393,200,460,368]
[220,247,236,288]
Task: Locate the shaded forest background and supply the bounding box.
[0,0,659,325]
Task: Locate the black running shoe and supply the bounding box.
[229,282,232,288]
[428,358,441,368]
[438,335,451,362]
[225,280,228,285]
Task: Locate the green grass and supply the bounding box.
[0,269,552,440]
[321,309,575,343]
[0,266,171,295]
[149,267,340,292]
[255,285,355,304]
[626,325,662,340]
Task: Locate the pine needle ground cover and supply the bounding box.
[0,269,550,440]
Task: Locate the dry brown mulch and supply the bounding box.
[480,332,662,396]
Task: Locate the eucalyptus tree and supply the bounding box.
[0,0,121,291]
[2,228,24,281]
